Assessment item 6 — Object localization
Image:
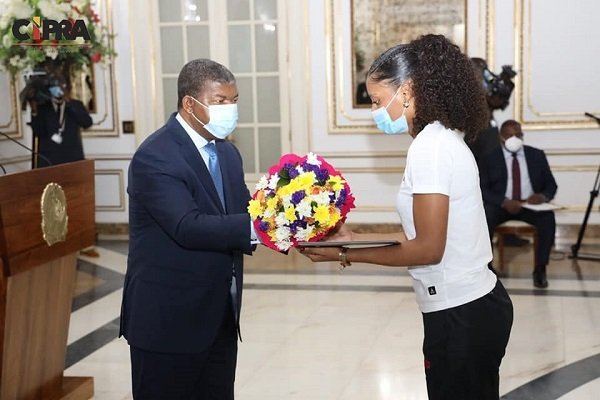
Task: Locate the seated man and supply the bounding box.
[478,119,557,288]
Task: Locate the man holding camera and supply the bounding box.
[28,76,93,168]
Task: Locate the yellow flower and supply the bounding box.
[284,205,297,222]
[266,197,279,211]
[248,199,263,219]
[297,172,316,190]
[328,175,345,191]
[313,204,330,225]
[328,208,341,227]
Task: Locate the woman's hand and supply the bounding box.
[297,246,341,263]
[325,222,354,241]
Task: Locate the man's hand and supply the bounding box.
[502,199,522,214]
[28,99,37,115]
[527,193,545,205]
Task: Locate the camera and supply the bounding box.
[471,58,517,112]
[482,65,517,111]
[19,72,62,111]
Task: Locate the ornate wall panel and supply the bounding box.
[514,0,600,130]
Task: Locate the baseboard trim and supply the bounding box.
[96,223,600,239]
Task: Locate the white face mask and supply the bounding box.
[504,136,524,153]
[189,96,238,139]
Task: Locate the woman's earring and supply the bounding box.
[403,101,410,108]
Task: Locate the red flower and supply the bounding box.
[90,52,102,63]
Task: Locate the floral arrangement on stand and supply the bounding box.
[0,0,115,76]
[248,153,356,252]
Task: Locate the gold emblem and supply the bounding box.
[41,183,69,246]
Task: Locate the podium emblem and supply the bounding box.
[41,183,69,246]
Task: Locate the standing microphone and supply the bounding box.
[584,112,600,125]
[0,129,52,167]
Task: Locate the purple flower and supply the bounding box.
[258,220,270,232]
[289,168,300,179]
[315,168,329,182]
[335,188,347,208]
[290,219,308,233]
[291,190,305,205]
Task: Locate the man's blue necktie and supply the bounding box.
[205,143,238,326]
[204,142,225,209]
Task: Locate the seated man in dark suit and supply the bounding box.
[478,119,557,288]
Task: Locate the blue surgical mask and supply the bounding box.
[371,87,409,135]
[189,96,238,139]
[49,85,64,99]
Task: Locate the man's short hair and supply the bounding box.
[500,119,521,134]
[177,59,235,109]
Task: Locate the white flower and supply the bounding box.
[9,55,21,67]
[294,225,314,241]
[311,191,333,205]
[267,174,279,190]
[38,0,68,21]
[306,152,322,166]
[0,15,10,30]
[2,34,12,49]
[44,46,59,60]
[8,0,33,19]
[274,212,288,228]
[275,239,291,251]
[280,194,292,208]
[71,0,89,10]
[263,208,275,218]
[255,175,269,191]
[295,165,305,175]
[295,199,313,219]
[274,225,291,242]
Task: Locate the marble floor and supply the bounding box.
[65,237,600,399]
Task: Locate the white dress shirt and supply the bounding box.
[502,146,534,200]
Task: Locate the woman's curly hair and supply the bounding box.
[367,34,489,142]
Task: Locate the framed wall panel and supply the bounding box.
[514,0,600,130]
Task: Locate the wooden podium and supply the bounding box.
[0,160,95,399]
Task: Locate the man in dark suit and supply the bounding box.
[478,119,557,288]
[120,59,257,399]
[29,77,93,168]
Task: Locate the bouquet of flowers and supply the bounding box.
[248,153,356,252]
[0,0,115,76]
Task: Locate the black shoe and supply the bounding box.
[533,270,548,288]
[504,234,530,247]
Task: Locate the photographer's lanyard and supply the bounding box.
[53,101,66,136]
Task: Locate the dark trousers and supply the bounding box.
[422,280,513,400]
[484,204,556,270]
[130,306,237,400]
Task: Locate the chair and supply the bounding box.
[494,220,538,275]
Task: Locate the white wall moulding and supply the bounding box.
[0,75,21,138]
[95,169,125,212]
[81,0,119,137]
[514,0,600,130]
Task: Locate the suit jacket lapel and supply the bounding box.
[168,115,226,213]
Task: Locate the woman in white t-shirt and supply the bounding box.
[300,34,513,400]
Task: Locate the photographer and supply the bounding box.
[469,58,517,161]
[28,75,93,168]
